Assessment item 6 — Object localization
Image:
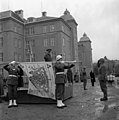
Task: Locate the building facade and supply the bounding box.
[0,9,79,72]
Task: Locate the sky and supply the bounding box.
[0,0,119,62]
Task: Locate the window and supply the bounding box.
[43,26,47,33]
[14,53,18,61]
[0,37,3,47]
[50,38,55,46]
[14,38,17,47]
[31,39,35,47]
[18,39,22,48]
[62,38,65,46]
[0,24,3,32]
[0,52,3,62]
[44,39,48,47]
[62,26,64,31]
[50,25,55,32]
[32,53,35,62]
[30,27,35,34]
[18,54,22,61]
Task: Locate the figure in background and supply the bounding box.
[74,71,79,83]
[67,67,73,84]
[44,49,52,62]
[90,70,95,86]
[54,55,75,108]
[17,66,24,87]
[97,58,108,101]
[3,61,20,108]
[82,67,88,90]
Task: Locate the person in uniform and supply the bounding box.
[54,55,75,108]
[82,67,88,90]
[44,49,52,62]
[66,68,73,84]
[90,70,95,86]
[3,61,20,108]
[98,58,108,101]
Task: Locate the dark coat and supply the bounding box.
[44,53,52,62]
[98,64,107,81]
[90,71,95,82]
[3,64,19,85]
[55,62,74,84]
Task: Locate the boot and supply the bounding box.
[13,100,18,107]
[8,100,13,108]
[60,100,67,107]
[57,100,64,108]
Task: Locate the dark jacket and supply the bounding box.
[98,64,107,81]
[3,64,19,85]
[44,53,52,62]
[55,62,74,84]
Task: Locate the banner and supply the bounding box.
[20,62,56,100]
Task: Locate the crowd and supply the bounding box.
[0,48,110,109]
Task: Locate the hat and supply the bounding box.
[46,49,52,52]
[10,61,16,65]
[56,55,62,61]
[99,58,104,64]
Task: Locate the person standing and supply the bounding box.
[67,68,73,84]
[90,70,95,86]
[82,67,87,90]
[54,55,75,108]
[98,58,108,101]
[3,61,20,108]
[44,49,52,62]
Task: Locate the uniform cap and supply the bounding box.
[46,49,52,52]
[10,61,16,65]
[99,58,104,64]
[56,55,62,61]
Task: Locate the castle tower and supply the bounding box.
[78,33,92,76]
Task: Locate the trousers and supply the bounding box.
[55,83,65,100]
[8,85,17,100]
[99,80,107,98]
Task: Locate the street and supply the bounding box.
[1,79,119,120]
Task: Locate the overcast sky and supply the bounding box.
[0,0,119,62]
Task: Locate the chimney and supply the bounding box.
[15,10,23,19]
[42,11,47,17]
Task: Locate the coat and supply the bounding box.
[3,64,19,85]
[54,62,74,84]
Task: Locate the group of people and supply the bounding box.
[44,49,75,108]
[1,48,108,109]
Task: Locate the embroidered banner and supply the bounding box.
[20,62,55,100]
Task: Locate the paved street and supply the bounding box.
[1,80,119,120]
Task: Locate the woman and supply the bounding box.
[3,61,20,108]
[54,55,75,108]
[98,58,108,101]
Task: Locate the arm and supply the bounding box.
[64,64,75,69]
[3,64,9,71]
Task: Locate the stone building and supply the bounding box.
[78,33,92,76]
[0,9,79,73]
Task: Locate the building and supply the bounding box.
[0,9,79,72]
[78,33,92,76]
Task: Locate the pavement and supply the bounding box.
[1,79,119,120]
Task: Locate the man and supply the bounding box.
[44,49,52,62]
[82,67,87,90]
[3,61,20,108]
[90,70,95,86]
[54,55,75,108]
[98,58,108,101]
